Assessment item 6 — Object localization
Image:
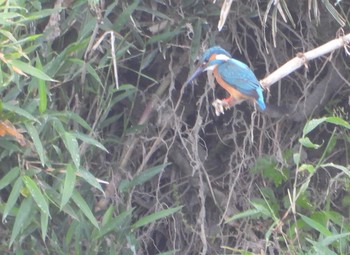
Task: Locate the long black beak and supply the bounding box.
[184,65,204,85]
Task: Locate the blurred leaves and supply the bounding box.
[119,163,170,193]
[0,0,349,254]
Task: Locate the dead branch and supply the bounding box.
[260,32,350,88]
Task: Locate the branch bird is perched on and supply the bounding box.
[185,46,266,115]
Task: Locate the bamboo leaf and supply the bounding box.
[225,209,261,223]
[113,0,140,32]
[132,206,182,229]
[72,191,99,229]
[24,122,46,166]
[62,132,80,169]
[9,197,33,247]
[22,176,50,216]
[77,168,104,194]
[119,163,169,192]
[11,59,56,81]
[2,178,23,222]
[0,166,20,190]
[40,210,49,242]
[3,102,39,123]
[73,132,108,153]
[36,57,47,114]
[94,208,133,240]
[61,164,77,209]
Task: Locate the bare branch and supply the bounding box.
[260,33,350,88]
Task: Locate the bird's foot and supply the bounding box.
[212,99,231,116]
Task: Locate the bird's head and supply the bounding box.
[185,46,232,85]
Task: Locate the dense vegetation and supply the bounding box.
[0,0,349,254]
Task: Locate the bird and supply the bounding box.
[185,46,266,115]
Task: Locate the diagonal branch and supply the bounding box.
[260,32,350,88]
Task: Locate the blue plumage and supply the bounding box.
[217,58,266,110]
[186,46,266,112]
[199,46,232,62]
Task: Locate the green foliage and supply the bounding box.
[0,1,181,254]
[0,0,349,254]
[228,116,350,254]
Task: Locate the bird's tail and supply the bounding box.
[256,90,266,111]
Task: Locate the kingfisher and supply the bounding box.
[185,46,266,115]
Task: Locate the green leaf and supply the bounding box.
[77,168,104,194]
[132,206,182,229]
[11,59,56,81]
[45,188,79,220]
[101,204,114,226]
[3,102,39,123]
[250,201,272,217]
[9,197,33,247]
[280,0,295,27]
[72,191,99,229]
[293,153,300,166]
[141,49,158,70]
[110,84,137,107]
[319,232,350,246]
[325,116,350,129]
[299,177,311,194]
[113,0,140,32]
[147,28,182,45]
[321,163,350,178]
[322,0,346,26]
[61,164,77,209]
[36,57,47,114]
[40,210,49,242]
[73,132,108,153]
[24,8,63,21]
[299,214,332,236]
[22,176,50,216]
[69,58,103,86]
[299,164,315,174]
[0,166,20,190]
[62,132,80,169]
[94,208,133,240]
[119,163,169,192]
[225,209,261,223]
[302,116,350,137]
[52,111,92,131]
[24,122,46,166]
[302,117,327,136]
[2,178,23,222]
[299,137,321,149]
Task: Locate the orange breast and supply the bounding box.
[213,67,248,100]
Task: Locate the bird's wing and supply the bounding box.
[217,58,261,99]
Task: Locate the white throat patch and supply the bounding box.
[215,54,230,61]
[204,65,216,71]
